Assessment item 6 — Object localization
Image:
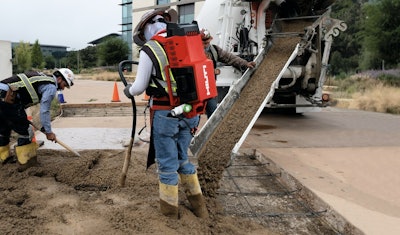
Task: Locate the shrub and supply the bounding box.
[330,69,400,114]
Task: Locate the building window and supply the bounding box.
[157,0,170,5]
[178,4,194,23]
[121,0,132,60]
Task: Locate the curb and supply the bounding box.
[60,102,148,117]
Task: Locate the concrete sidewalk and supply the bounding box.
[37,116,144,150]
[36,79,204,151]
[60,79,135,104]
[37,79,146,150]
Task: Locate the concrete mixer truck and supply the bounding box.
[190,0,347,157]
[195,0,347,113]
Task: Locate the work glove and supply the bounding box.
[124,84,134,99]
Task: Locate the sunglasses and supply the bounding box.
[150,18,166,24]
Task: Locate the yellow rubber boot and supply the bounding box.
[0,144,10,163]
[15,142,38,171]
[159,182,179,219]
[180,173,209,218]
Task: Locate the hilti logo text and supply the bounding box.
[203,65,211,95]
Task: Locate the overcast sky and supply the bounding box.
[0,0,121,50]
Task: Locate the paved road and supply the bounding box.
[38,80,400,234]
[245,107,400,235]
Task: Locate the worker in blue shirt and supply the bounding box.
[0,68,75,171]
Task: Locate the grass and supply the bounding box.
[348,85,400,114]
[76,68,135,82]
[328,69,400,114]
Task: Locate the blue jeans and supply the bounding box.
[152,110,200,185]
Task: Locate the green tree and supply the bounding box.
[65,50,79,71]
[65,46,98,72]
[359,0,400,69]
[52,51,68,68]
[31,40,45,69]
[97,37,129,67]
[44,55,56,69]
[80,46,98,68]
[330,0,367,75]
[14,41,32,73]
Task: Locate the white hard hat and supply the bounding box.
[133,7,178,46]
[54,68,74,88]
[200,28,213,42]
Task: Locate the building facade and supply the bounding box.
[121,0,133,61]
[0,40,12,78]
[11,42,68,58]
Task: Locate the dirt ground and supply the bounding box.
[0,147,272,235]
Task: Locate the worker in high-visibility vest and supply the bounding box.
[0,68,75,171]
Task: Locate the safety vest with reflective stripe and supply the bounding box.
[6,73,55,107]
[141,39,177,97]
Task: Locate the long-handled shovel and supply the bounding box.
[118,60,139,187]
[29,121,81,157]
